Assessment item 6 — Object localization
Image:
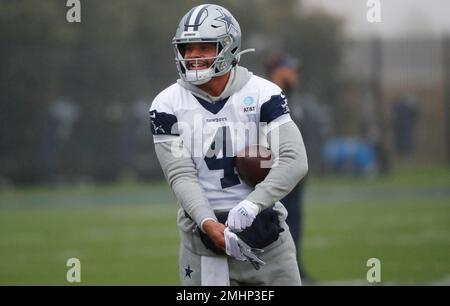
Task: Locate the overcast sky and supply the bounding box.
[301,0,450,38]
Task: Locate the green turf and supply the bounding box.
[0,165,449,285]
[0,205,180,285]
[302,198,450,284]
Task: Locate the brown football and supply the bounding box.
[235,145,272,187]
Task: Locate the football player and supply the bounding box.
[149,4,308,285]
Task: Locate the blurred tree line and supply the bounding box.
[0,0,343,185]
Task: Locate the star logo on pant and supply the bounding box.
[184,265,194,278]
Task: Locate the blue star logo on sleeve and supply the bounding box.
[150,111,166,134]
[214,9,237,34]
[184,265,194,279]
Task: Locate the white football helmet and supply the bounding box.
[173,4,254,85]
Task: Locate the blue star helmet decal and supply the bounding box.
[214,8,237,34]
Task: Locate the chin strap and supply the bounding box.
[235,48,255,63]
[237,48,256,57]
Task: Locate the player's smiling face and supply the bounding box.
[184,43,217,70]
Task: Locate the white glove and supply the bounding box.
[224,227,246,261]
[226,200,260,232]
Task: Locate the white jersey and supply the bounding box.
[150,75,292,211]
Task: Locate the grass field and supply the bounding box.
[0,165,449,285]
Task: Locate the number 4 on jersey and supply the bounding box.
[204,126,240,189]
